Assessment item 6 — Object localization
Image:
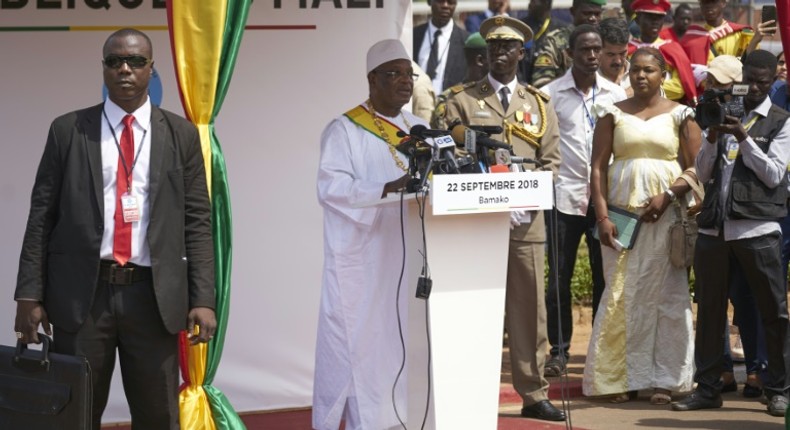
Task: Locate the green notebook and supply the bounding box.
[592,206,642,250]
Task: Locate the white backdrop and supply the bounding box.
[0,0,412,423]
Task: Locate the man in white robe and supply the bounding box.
[313,39,428,430]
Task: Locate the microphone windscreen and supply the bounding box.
[489,164,510,173]
[409,124,428,135]
[450,124,467,145]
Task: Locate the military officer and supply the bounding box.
[432,32,489,129]
[443,15,564,422]
[530,0,605,87]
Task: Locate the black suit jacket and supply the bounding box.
[413,22,468,92]
[15,103,215,334]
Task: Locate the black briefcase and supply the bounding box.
[0,334,92,430]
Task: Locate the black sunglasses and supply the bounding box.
[103,55,151,69]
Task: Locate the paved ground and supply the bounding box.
[103,304,788,429]
[499,305,788,430]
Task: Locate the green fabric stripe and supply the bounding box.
[201,1,251,429]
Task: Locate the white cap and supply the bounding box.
[707,55,743,84]
[366,39,410,74]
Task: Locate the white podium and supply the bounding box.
[403,195,510,430]
[361,171,553,430]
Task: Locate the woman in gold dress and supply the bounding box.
[584,47,702,405]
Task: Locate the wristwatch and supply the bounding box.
[665,189,677,202]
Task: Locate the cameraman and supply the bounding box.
[702,54,769,399]
[672,50,790,416]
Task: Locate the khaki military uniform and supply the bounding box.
[531,26,573,88]
[411,61,436,123]
[443,77,560,405]
[431,82,468,129]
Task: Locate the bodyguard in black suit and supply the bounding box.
[13,28,217,430]
[413,0,468,93]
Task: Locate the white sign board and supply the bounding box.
[430,171,554,215]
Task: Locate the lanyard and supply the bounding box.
[743,114,759,132]
[576,85,597,130]
[102,109,147,193]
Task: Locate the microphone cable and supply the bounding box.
[415,188,433,430]
[390,186,435,430]
[548,188,574,430]
[392,189,408,429]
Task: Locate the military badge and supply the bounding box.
[435,102,446,118]
[525,113,540,133]
[533,54,554,67]
[477,99,486,110]
[480,82,490,93]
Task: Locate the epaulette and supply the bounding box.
[524,84,551,102]
[455,81,477,93]
[449,82,472,94]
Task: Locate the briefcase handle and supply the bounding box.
[13,333,52,372]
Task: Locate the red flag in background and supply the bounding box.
[778,0,790,61]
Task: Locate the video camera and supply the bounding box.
[695,84,749,129]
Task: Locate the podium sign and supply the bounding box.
[430,171,553,215]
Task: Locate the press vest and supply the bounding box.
[697,104,790,228]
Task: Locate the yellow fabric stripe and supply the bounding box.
[170,2,226,429]
[179,342,215,430]
[170,0,228,195]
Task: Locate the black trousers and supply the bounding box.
[545,207,606,358]
[52,277,179,430]
[693,232,790,399]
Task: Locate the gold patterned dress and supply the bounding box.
[582,104,694,396]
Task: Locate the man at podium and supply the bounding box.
[442,16,565,422]
[312,40,428,430]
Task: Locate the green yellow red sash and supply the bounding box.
[344,104,405,144]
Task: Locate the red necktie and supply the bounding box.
[113,114,135,266]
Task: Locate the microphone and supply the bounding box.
[491,148,513,173]
[450,124,512,151]
[494,148,544,171]
[395,136,431,157]
[468,125,504,135]
[512,156,545,168]
[429,135,460,173]
[408,124,450,139]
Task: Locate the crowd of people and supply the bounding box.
[312,0,790,428]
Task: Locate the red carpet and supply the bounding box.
[102,409,579,429]
[102,381,587,429]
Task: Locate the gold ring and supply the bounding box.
[15,332,22,339]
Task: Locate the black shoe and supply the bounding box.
[721,380,737,393]
[544,355,567,377]
[521,400,567,421]
[768,395,789,417]
[743,383,763,398]
[671,391,723,411]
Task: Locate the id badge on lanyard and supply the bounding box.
[726,140,739,160]
[121,193,141,223]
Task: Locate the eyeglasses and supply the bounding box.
[377,70,419,81]
[103,55,151,69]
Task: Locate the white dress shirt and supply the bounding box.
[696,96,790,241]
[487,73,518,108]
[100,97,152,266]
[417,19,455,95]
[541,69,627,215]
